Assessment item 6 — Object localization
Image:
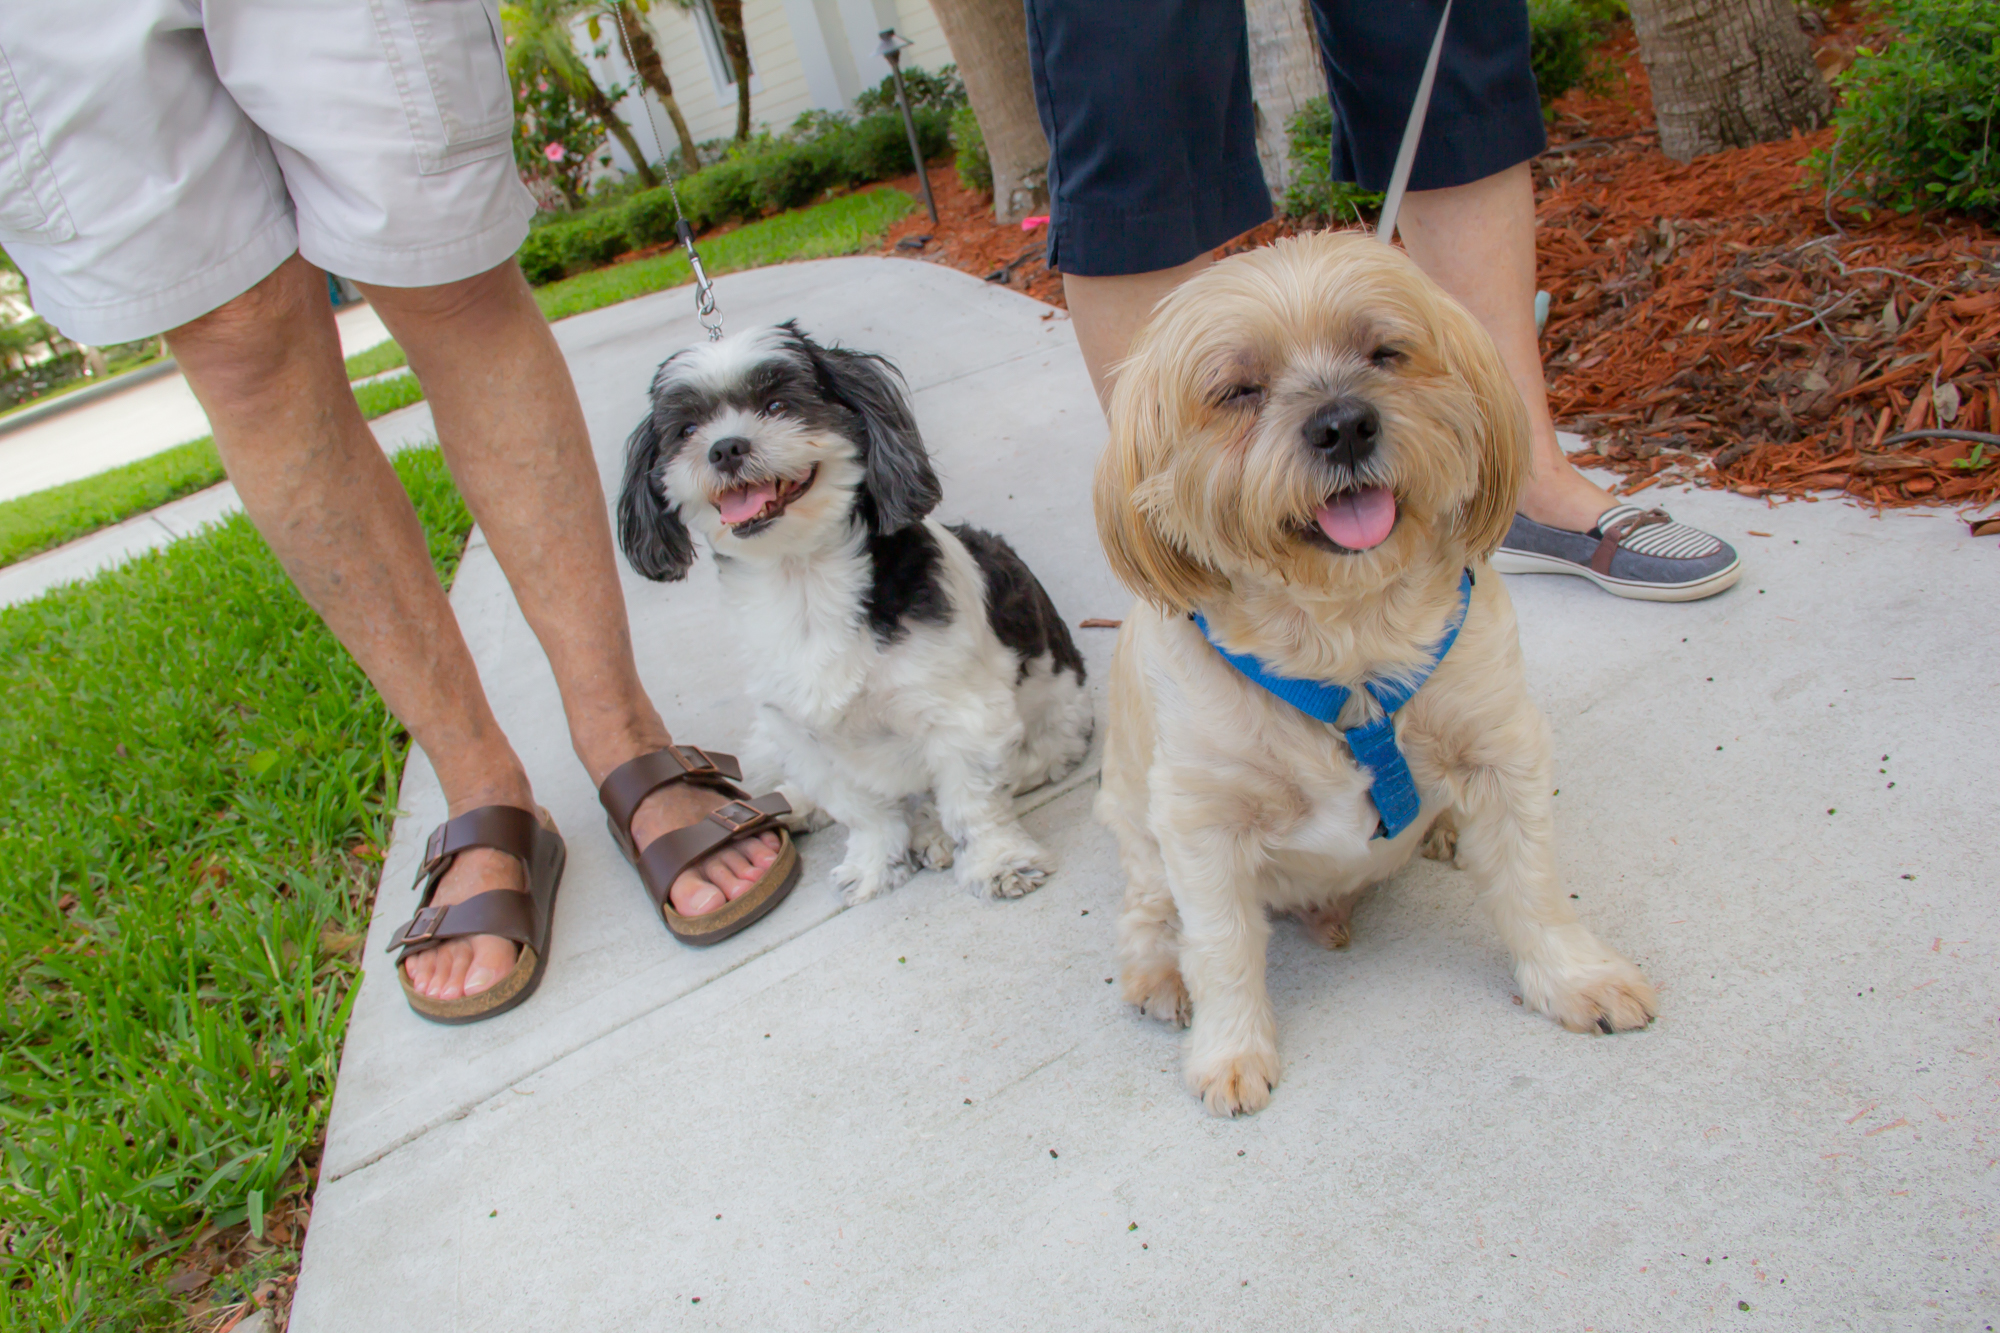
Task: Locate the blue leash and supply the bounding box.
[1192,570,1473,839]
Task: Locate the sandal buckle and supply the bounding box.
[710,801,761,832]
[402,904,449,947]
[674,745,722,777]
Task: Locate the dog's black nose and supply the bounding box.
[707,436,753,473]
[1303,398,1380,467]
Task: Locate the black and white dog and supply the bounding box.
[617,322,1092,904]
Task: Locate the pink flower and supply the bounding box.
[537,81,550,92]
[1021,215,1049,231]
[544,142,566,163]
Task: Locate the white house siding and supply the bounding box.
[585,0,956,178]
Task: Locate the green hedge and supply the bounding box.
[520,106,954,284]
[1823,0,2000,220]
[953,105,991,196]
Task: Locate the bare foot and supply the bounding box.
[403,843,533,1001]
[625,780,784,918]
[1518,448,1619,533]
[406,785,783,1001]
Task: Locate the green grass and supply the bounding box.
[343,339,407,381]
[532,186,917,323]
[0,446,473,1332]
[0,373,427,569]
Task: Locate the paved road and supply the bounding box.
[276,259,1999,1332]
[0,302,391,503]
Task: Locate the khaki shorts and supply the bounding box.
[0,0,535,344]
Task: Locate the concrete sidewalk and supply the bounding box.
[290,259,1996,1331]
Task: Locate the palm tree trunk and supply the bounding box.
[1244,0,1323,202]
[927,0,1048,223]
[616,2,702,169]
[1625,0,1831,161]
[578,77,661,187]
[709,0,753,141]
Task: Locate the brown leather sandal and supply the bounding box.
[599,745,800,946]
[386,805,566,1025]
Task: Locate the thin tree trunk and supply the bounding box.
[1625,0,1831,162]
[578,77,662,186]
[1244,0,1323,202]
[928,0,1048,223]
[618,2,702,169]
[709,0,753,141]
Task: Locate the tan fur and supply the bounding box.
[1094,234,1656,1117]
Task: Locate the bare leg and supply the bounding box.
[167,255,776,1003]
[1063,254,1214,410]
[1397,161,1612,532]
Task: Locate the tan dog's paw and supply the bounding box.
[1535,963,1659,1034]
[1185,1046,1278,1117]
[1419,815,1459,865]
[1295,892,1363,950]
[1121,962,1190,1027]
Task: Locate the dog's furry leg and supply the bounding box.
[906,797,955,871]
[1295,888,1366,950]
[1101,792,1189,1026]
[1419,810,1459,865]
[1452,730,1657,1035]
[928,708,1051,900]
[817,778,914,905]
[1153,805,1279,1117]
[747,707,833,834]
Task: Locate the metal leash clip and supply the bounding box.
[612,5,725,342]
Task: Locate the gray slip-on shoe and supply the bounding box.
[1491,503,1742,602]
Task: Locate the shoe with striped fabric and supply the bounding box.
[1490,503,1742,602]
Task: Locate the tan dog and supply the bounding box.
[1094,233,1657,1117]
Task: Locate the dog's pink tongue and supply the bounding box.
[1316,486,1397,550]
[718,481,777,525]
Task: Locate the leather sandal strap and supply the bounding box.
[1589,508,1670,576]
[387,888,537,957]
[598,745,746,833]
[634,791,791,913]
[414,805,543,888]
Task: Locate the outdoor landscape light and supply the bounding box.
[875,28,939,226]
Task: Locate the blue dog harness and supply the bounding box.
[1192,570,1474,840]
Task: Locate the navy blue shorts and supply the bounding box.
[1024,0,1548,276]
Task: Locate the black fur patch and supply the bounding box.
[949,524,1086,683]
[863,523,951,644]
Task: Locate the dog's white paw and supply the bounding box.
[909,816,955,871]
[1418,815,1459,866]
[831,855,913,906]
[1295,890,1364,950]
[775,786,834,834]
[960,850,1050,899]
[956,826,1051,899]
[1184,1044,1279,1118]
[1121,962,1190,1027]
[1521,952,1659,1034]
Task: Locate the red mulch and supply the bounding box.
[877,9,2000,524]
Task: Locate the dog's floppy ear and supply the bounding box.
[1094,350,1228,614]
[617,410,697,581]
[797,330,940,533]
[1435,299,1530,561]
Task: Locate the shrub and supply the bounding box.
[622,183,687,247]
[1822,0,2000,220]
[555,209,632,270]
[953,105,991,196]
[747,136,841,212]
[1528,0,1603,107]
[852,63,966,116]
[1280,97,1385,221]
[838,108,951,183]
[517,226,566,284]
[679,155,759,229]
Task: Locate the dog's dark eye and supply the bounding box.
[1369,345,1405,368]
[1216,383,1266,410]
[679,422,698,439]
[764,399,788,416]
